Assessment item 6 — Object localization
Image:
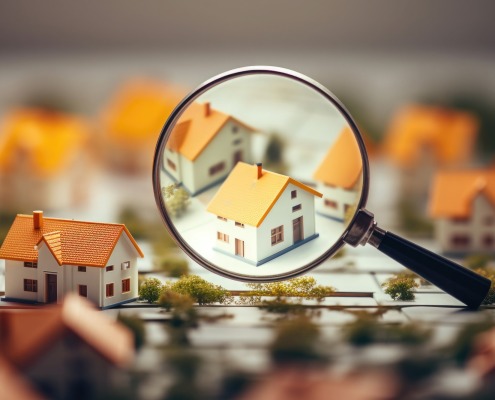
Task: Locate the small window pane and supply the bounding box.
[106,265,114,272]
[292,204,302,212]
[78,266,86,272]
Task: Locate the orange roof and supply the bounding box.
[207,162,322,227]
[101,78,186,146]
[0,213,144,267]
[383,105,479,168]
[0,294,134,369]
[0,108,89,178]
[166,102,256,161]
[429,169,495,218]
[313,127,363,189]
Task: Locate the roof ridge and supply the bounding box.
[16,214,126,227]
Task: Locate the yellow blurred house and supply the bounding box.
[383,105,479,201]
[0,109,90,211]
[100,79,186,174]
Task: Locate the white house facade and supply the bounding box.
[315,182,361,222]
[163,102,255,196]
[208,162,322,266]
[0,211,144,309]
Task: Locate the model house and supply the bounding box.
[383,105,479,202]
[0,294,134,400]
[0,108,90,211]
[207,162,322,266]
[0,211,144,308]
[313,127,363,222]
[101,78,186,174]
[164,102,256,196]
[429,169,495,255]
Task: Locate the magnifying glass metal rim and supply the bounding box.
[152,65,370,282]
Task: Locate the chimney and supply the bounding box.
[204,102,211,117]
[33,210,43,230]
[256,163,263,180]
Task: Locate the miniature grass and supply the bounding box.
[382,274,419,301]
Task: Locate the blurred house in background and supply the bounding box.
[383,105,479,205]
[0,109,91,212]
[100,79,185,175]
[429,168,495,255]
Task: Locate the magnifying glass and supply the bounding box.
[152,66,490,309]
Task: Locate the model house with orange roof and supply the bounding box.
[313,127,363,221]
[383,105,479,201]
[0,211,144,308]
[429,169,495,255]
[164,102,256,196]
[101,78,186,174]
[0,108,90,211]
[0,294,135,400]
[207,162,322,265]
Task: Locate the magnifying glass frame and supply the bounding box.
[152,66,370,282]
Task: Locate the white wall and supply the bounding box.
[213,218,258,264]
[316,182,360,221]
[4,260,37,301]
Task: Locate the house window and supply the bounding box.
[78,285,88,297]
[291,190,297,199]
[78,266,86,272]
[271,226,284,245]
[209,162,226,176]
[106,265,114,272]
[235,222,245,228]
[122,278,131,293]
[24,279,38,292]
[106,283,114,298]
[24,262,37,268]
[292,204,302,212]
[232,126,239,133]
[324,199,338,208]
[217,232,229,243]
[233,138,242,146]
[450,234,470,247]
[217,216,227,221]
[121,261,130,270]
[167,159,177,171]
[483,235,494,248]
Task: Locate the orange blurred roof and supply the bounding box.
[166,102,256,161]
[383,105,479,168]
[313,127,363,189]
[0,294,134,369]
[0,108,89,178]
[429,169,495,218]
[207,162,322,227]
[102,78,186,146]
[0,213,144,267]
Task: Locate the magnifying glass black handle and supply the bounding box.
[346,210,491,309]
[375,230,491,309]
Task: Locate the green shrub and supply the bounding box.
[382,275,419,301]
[117,313,146,350]
[138,277,163,303]
[165,275,232,305]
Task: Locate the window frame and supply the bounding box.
[122,278,131,293]
[78,285,88,297]
[106,283,114,298]
[271,226,284,246]
[24,279,38,292]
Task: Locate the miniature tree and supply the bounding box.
[162,184,190,218]
[164,275,232,305]
[117,313,146,350]
[138,277,163,303]
[382,274,419,301]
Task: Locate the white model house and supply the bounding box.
[0,294,134,400]
[429,169,495,256]
[313,127,363,221]
[207,162,322,266]
[0,211,144,309]
[164,102,256,196]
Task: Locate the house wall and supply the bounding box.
[188,120,252,193]
[213,218,258,264]
[436,194,495,255]
[316,182,361,221]
[4,260,38,301]
[256,183,317,262]
[163,147,182,182]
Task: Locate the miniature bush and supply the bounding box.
[239,276,335,305]
[465,254,492,270]
[159,289,198,329]
[165,275,232,305]
[117,313,146,350]
[382,274,419,301]
[138,277,163,303]
[162,184,190,218]
[474,268,495,305]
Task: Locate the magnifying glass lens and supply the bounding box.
[156,72,365,280]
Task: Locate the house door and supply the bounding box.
[233,150,243,166]
[293,217,304,243]
[45,274,57,303]
[235,239,245,257]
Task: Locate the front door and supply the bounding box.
[233,150,243,166]
[235,239,245,257]
[293,216,304,243]
[45,274,57,303]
